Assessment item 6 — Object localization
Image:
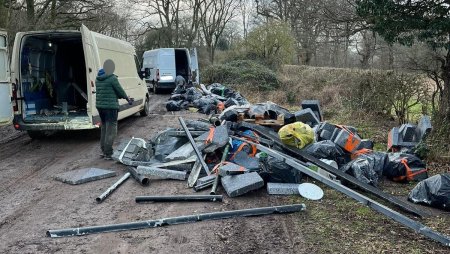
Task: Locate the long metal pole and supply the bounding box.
[246,139,450,247]
[96,173,131,203]
[46,204,306,237]
[210,144,230,195]
[136,195,223,203]
[178,117,211,175]
[193,179,215,192]
[127,167,150,186]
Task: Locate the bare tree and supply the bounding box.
[238,0,253,39]
[129,0,182,47]
[179,0,204,47]
[355,30,377,69]
[200,0,237,63]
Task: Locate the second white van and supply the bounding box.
[142,48,199,93]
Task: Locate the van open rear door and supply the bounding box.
[189,48,199,84]
[0,30,13,126]
[80,24,98,122]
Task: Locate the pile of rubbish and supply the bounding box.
[166,83,249,114]
[48,96,450,245]
[118,99,443,208]
[104,99,450,246]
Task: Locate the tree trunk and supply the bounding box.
[50,0,57,28]
[388,45,394,69]
[26,0,35,28]
[435,49,450,140]
[440,63,450,122]
[0,0,7,29]
[211,46,216,64]
[304,50,312,65]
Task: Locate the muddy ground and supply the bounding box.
[0,93,448,253]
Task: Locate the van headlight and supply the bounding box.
[160,76,173,81]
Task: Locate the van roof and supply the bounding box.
[91,31,135,54]
[17,30,79,35]
[144,48,187,53]
[20,29,136,55]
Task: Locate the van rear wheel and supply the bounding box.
[140,97,150,116]
[152,83,160,94]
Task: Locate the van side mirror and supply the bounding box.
[139,68,150,79]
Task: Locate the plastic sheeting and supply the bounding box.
[341,152,388,187]
[247,102,290,120]
[151,129,189,161]
[193,96,218,114]
[166,100,188,111]
[303,140,348,166]
[384,153,428,182]
[260,156,303,183]
[409,173,450,211]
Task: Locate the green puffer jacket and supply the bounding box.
[95,74,128,110]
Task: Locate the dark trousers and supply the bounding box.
[98,109,118,156]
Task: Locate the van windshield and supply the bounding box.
[160,54,175,69]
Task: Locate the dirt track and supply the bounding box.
[0,94,304,254]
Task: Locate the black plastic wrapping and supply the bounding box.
[303,140,350,166]
[384,153,427,181]
[409,173,450,211]
[260,156,303,183]
[341,152,388,187]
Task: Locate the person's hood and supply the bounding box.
[97,68,105,76]
[96,73,114,81]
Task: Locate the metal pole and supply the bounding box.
[210,176,220,195]
[127,167,150,186]
[96,173,131,203]
[244,139,450,247]
[210,144,230,195]
[193,180,215,192]
[178,117,211,175]
[46,204,306,237]
[136,195,223,203]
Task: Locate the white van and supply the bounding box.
[142,48,199,93]
[0,25,150,138]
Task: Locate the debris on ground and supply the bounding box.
[166,83,249,113]
[47,204,306,237]
[54,168,117,185]
[408,173,450,211]
[384,153,428,182]
[387,115,432,152]
[50,92,450,246]
[297,183,324,200]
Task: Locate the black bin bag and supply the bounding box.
[408,173,450,211]
[340,152,388,187]
[303,140,350,166]
[384,153,428,182]
[259,156,302,183]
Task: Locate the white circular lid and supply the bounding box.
[298,183,324,200]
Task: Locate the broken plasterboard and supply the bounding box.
[54,168,117,185]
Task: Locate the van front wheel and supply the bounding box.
[140,98,150,116]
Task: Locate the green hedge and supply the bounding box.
[202,60,280,91]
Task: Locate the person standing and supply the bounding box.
[96,59,132,160]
